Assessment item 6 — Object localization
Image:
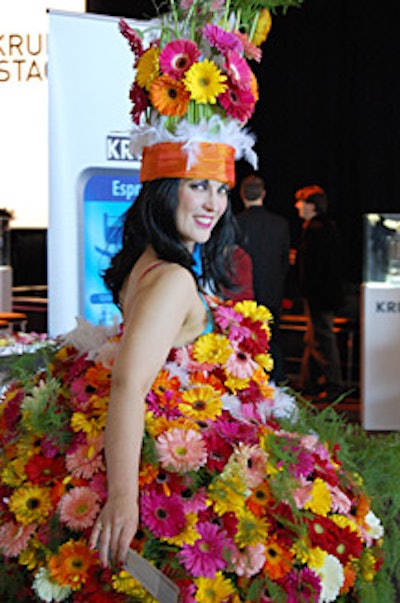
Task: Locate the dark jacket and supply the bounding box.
[236,206,290,313]
[297,214,344,311]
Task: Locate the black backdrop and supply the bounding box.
[86,0,400,284]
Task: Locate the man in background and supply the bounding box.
[294,184,344,400]
[237,174,290,383]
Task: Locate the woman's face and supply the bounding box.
[176,179,229,251]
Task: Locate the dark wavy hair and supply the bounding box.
[103,178,238,305]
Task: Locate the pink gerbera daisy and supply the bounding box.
[66,434,104,479]
[155,427,207,472]
[232,543,266,577]
[224,50,252,87]
[218,83,255,122]
[0,520,36,557]
[233,30,262,62]
[58,486,100,530]
[202,23,243,54]
[179,522,232,577]
[141,491,186,538]
[225,341,258,379]
[159,39,201,80]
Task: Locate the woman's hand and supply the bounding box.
[89,493,139,568]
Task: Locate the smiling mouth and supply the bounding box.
[194,216,214,228]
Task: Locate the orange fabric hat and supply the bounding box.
[140,141,236,188]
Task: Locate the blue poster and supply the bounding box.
[78,167,141,325]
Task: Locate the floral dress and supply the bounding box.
[0,298,384,603]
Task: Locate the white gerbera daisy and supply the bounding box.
[317,553,344,603]
[32,567,71,603]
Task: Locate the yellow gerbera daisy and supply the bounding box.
[179,385,223,421]
[304,477,332,516]
[164,512,201,546]
[208,474,246,515]
[19,537,47,571]
[150,74,190,117]
[233,300,272,326]
[9,484,53,525]
[235,509,269,547]
[193,333,232,365]
[331,513,359,533]
[252,9,272,47]
[194,571,235,603]
[184,59,227,104]
[136,46,160,91]
[254,353,274,373]
[224,374,250,392]
[113,569,155,600]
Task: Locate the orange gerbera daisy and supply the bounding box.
[263,536,293,580]
[150,74,190,117]
[85,363,112,389]
[189,371,226,394]
[48,538,98,590]
[246,482,273,517]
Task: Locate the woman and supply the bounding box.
[89,175,237,567]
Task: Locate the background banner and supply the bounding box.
[0,0,84,228]
[48,10,151,334]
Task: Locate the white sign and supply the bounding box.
[361,283,400,430]
[0,0,84,228]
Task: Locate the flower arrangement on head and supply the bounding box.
[0,297,386,603]
[120,0,303,186]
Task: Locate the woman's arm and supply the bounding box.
[89,264,197,567]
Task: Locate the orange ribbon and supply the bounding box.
[140,141,236,188]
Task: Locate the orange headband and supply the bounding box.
[140,141,236,188]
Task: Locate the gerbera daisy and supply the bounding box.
[225,342,258,379]
[165,511,200,547]
[193,333,232,365]
[179,521,232,578]
[0,520,36,557]
[33,567,72,603]
[194,571,235,603]
[202,24,243,54]
[155,427,207,472]
[263,536,293,580]
[246,482,272,517]
[48,538,98,591]
[25,454,66,485]
[141,491,186,538]
[218,83,255,123]
[66,435,104,480]
[159,39,201,80]
[184,60,227,104]
[208,473,247,516]
[313,553,344,603]
[231,543,266,577]
[224,50,252,88]
[135,45,160,91]
[150,74,191,117]
[234,300,272,326]
[9,484,53,525]
[281,567,322,603]
[252,9,273,47]
[58,486,100,530]
[233,30,262,62]
[179,385,223,421]
[304,477,332,516]
[235,509,269,547]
